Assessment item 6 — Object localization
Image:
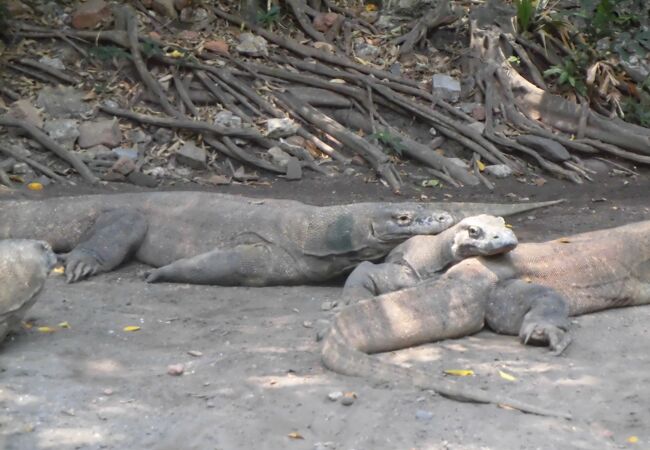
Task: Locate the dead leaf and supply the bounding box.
[52,266,65,274]
[123,325,141,332]
[476,160,486,171]
[444,369,474,376]
[58,321,70,329]
[287,431,304,440]
[627,436,639,444]
[37,326,56,333]
[499,370,517,381]
[558,237,571,243]
[27,182,43,191]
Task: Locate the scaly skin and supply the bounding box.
[0,192,562,285]
[0,240,57,343]
[322,220,650,417]
[342,215,518,301]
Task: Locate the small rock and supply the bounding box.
[11,162,30,175]
[146,166,167,178]
[350,155,367,166]
[470,105,486,121]
[78,144,112,159]
[415,409,433,421]
[214,111,242,128]
[102,388,114,396]
[127,171,159,188]
[112,147,138,160]
[204,40,230,56]
[313,12,340,32]
[447,157,468,168]
[151,0,177,18]
[285,158,302,180]
[320,301,338,311]
[71,0,112,29]
[236,33,268,57]
[187,350,203,357]
[327,391,343,401]
[467,122,485,134]
[167,363,184,376]
[127,129,150,144]
[5,100,43,129]
[78,119,121,148]
[581,158,609,174]
[484,164,512,178]
[153,128,174,144]
[110,157,136,176]
[201,174,231,185]
[312,41,335,53]
[176,142,207,169]
[44,119,79,149]
[267,146,291,168]
[354,42,380,60]
[266,118,299,138]
[343,168,355,176]
[38,56,65,71]
[341,392,356,406]
[432,74,461,103]
[302,321,313,328]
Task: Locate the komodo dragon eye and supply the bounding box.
[393,213,413,226]
[467,226,482,238]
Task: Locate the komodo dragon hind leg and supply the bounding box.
[487,279,572,355]
[63,210,147,283]
[145,243,301,286]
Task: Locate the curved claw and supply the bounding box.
[64,250,101,283]
[519,322,571,355]
[144,269,160,283]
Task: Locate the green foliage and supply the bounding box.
[368,130,405,156]
[515,0,535,33]
[141,39,163,59]
[543,56,588,96]
[622,93,650,128]
[257,5,281,27]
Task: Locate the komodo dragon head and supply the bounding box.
[368,205,455,242]
[450,215,518,258]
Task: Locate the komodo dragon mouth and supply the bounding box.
[370,211,455,242]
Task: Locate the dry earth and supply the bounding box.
[1,169,650,450]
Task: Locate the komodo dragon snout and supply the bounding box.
[451,215,518,258]
[370,207,454,241]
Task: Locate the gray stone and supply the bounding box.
[4,100,43,129]
[153,127,174,144]
[484,164,512,178]
[516,135,570,162]
[214,111,242,128]
[127,171,159,188]
[447,157,468,168]
[354,41,380,60]
[78,119,122,148]
[467,121,485,134]
[176,142,207,169]
[11,162,30,175]
[581,158,609,174]
[285,157,302,180]
[112,147,138,160]
[78,144,112,160]
[236,33,268,57]
[340,394,356,406]
[38,56,65,70]
[415,409,433,421]
[432,74,461,103]
[267,146,291,168]
[44,119,79,149]
[266,118,299,138]
[327,391,343,401]
[36,86,92,118]
[127,129,150,144]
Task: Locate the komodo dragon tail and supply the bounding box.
[322,327,572,419]
[440,199,565,220]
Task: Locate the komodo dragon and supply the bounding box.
[0,239,57,343]
[342,215,518,301]
[0,192,560,285]
[322,220,650,417]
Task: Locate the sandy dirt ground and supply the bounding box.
[1,169,649,450]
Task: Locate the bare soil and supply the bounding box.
[1,169,650,450]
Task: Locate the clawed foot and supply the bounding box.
[144,268,161,283]
[61,249,102,283]
[519,322,572,355]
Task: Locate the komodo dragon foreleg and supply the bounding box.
[144,243,303,286]
[62,210,148,283]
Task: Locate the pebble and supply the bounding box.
[327,391,343,401]
[320,301,338,311]
[167,363,185,376]
[415,409,433,421]
[341,392,356,406]
[187,350,203,357]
